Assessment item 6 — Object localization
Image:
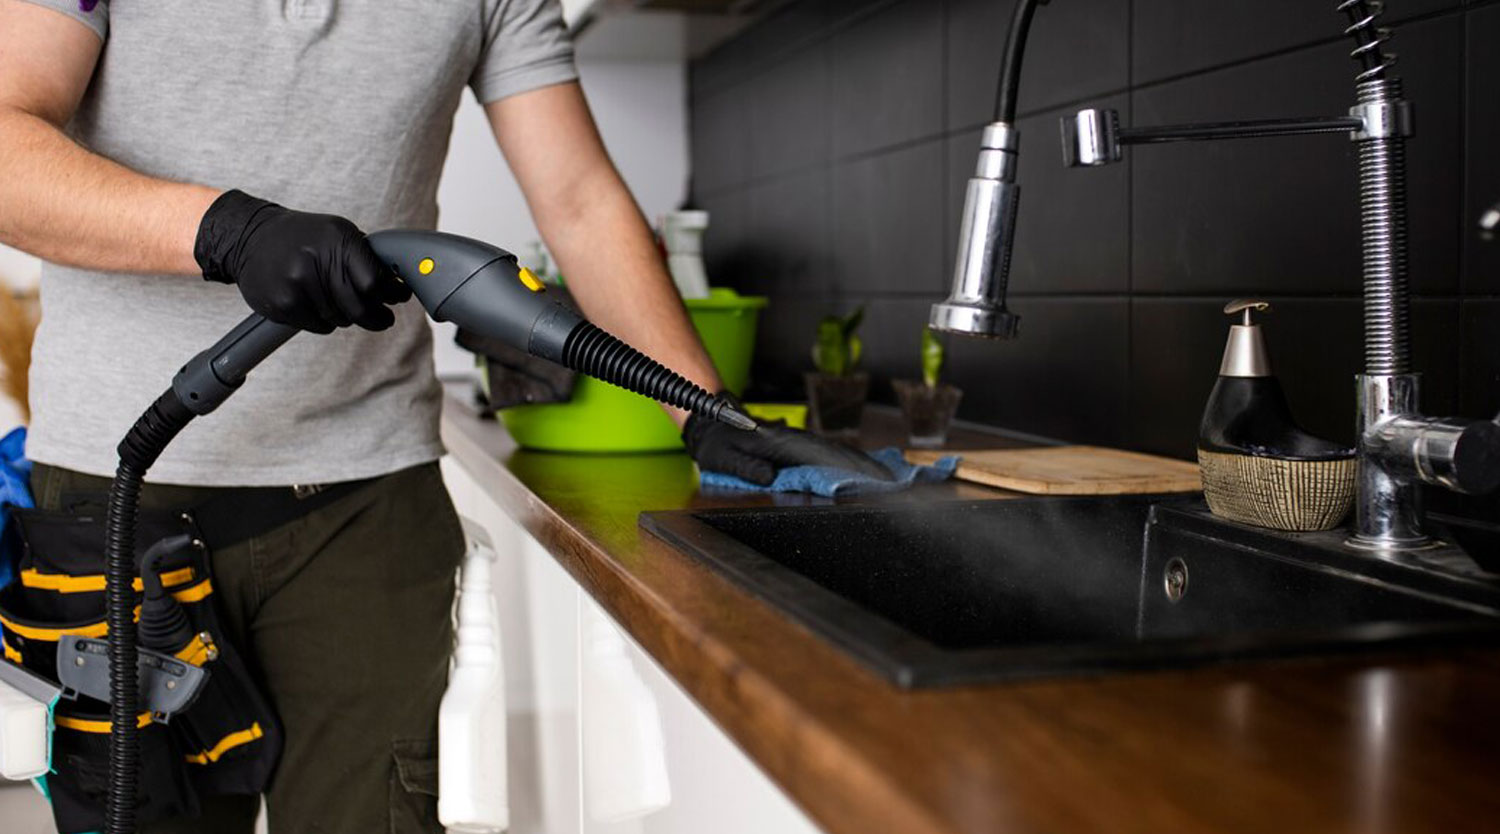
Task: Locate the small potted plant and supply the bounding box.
[804,307,868,437]
[892,327,963,448]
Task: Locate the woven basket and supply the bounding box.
[1197,448,1356,532]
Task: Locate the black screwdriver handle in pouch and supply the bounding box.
[172,314,298,415]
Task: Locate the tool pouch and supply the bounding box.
[0,505,282,834]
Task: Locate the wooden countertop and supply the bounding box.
[440,389,1500,834]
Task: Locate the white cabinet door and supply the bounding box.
[442,458,822,834]
[441,458,581,834]
[579,595,823,834]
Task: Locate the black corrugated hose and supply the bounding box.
[559,321,743,427]
[105,390,196,834]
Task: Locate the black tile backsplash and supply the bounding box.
[744,172,831,296]
[1131,0,1458,87]
[945,0,1129,131]
[691,92,749,193]
[1461,300,1500,418]
[1465,4,1500,296]
[945,297,1132,445]
[691,0,1495,458]
[747,45,830,180]
[831,141,948,296]
[1131,14,1463,297]
[828,0,946,158]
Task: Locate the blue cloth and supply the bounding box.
[700,446,959,497]
[1,426,33,590]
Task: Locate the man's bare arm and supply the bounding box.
[485,82,722,427]
[0,0,218,275]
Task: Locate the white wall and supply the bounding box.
[0,244,39,428]
[431,58,690,378]
[0,245,40,293]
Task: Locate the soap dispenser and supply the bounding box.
[1196,300,1356,532]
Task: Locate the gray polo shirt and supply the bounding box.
[22,0,576,486]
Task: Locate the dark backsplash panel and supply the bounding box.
[690,0,1499,460]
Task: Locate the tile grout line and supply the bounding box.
[1125,0,1136,443]
[1457,5,1471,412]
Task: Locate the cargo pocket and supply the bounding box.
[390,738,442,834]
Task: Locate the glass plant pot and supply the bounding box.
[804,372,869,438]
[893,379,963,448]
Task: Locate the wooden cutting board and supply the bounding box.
[906,445,1202,495]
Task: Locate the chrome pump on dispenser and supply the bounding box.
[98,231,754,834]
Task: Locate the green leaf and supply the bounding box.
[921,326,945,388]
[811,307,866,376]
[813,316,847,376]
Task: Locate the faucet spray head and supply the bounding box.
[931,122,1022,339]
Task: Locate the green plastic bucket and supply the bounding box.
[498,288,768,452]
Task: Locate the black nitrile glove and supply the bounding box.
[194,190,410,334]
[683,405,894,487]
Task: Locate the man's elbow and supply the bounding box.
[533,168,631,234]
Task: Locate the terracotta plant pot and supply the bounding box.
[804,372,869,437]
[893,379,963,448]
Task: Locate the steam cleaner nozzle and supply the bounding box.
[717,407,758,432]
[366,230,756,431]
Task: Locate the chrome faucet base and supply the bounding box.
[1352,373,1431,551]
[1350,373,1500,551]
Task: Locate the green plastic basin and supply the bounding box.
[498,288,768,452]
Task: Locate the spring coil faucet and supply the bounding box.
[937,0,1500,551]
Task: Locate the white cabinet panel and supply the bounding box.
[441,459,580,834]
[442,458,822,834]
[579,596,822,834]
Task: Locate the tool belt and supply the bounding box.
[0,478,369,834]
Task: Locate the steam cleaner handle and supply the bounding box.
[172,232,563,416]
[365,229,579,360]
[172,314,298,415]
[366,230,756,431]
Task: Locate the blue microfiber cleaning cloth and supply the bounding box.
[1,426,33,591]
[701,447,959,497]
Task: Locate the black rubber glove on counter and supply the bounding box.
[683,402,893,487]
[194,190,410,334]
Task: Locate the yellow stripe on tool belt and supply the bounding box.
[2,638,20,664]
[185,724,264,765]
[0,613,116,641]
[55,712,154,733]
[0,587,206,643]
[20,567,195,594]
[174,632,217,667]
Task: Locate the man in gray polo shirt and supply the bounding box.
[0,1,886,832]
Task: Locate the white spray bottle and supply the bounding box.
[438,518,509,833]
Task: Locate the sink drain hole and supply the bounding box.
[1163,558,1189,603]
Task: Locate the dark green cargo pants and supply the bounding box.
[31,461,465,834]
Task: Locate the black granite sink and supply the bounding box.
[640,496,1500,687]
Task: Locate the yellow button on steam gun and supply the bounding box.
[408,255,542,292]
[517,266,545,292]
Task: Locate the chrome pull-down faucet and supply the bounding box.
[936,0,1500,552]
